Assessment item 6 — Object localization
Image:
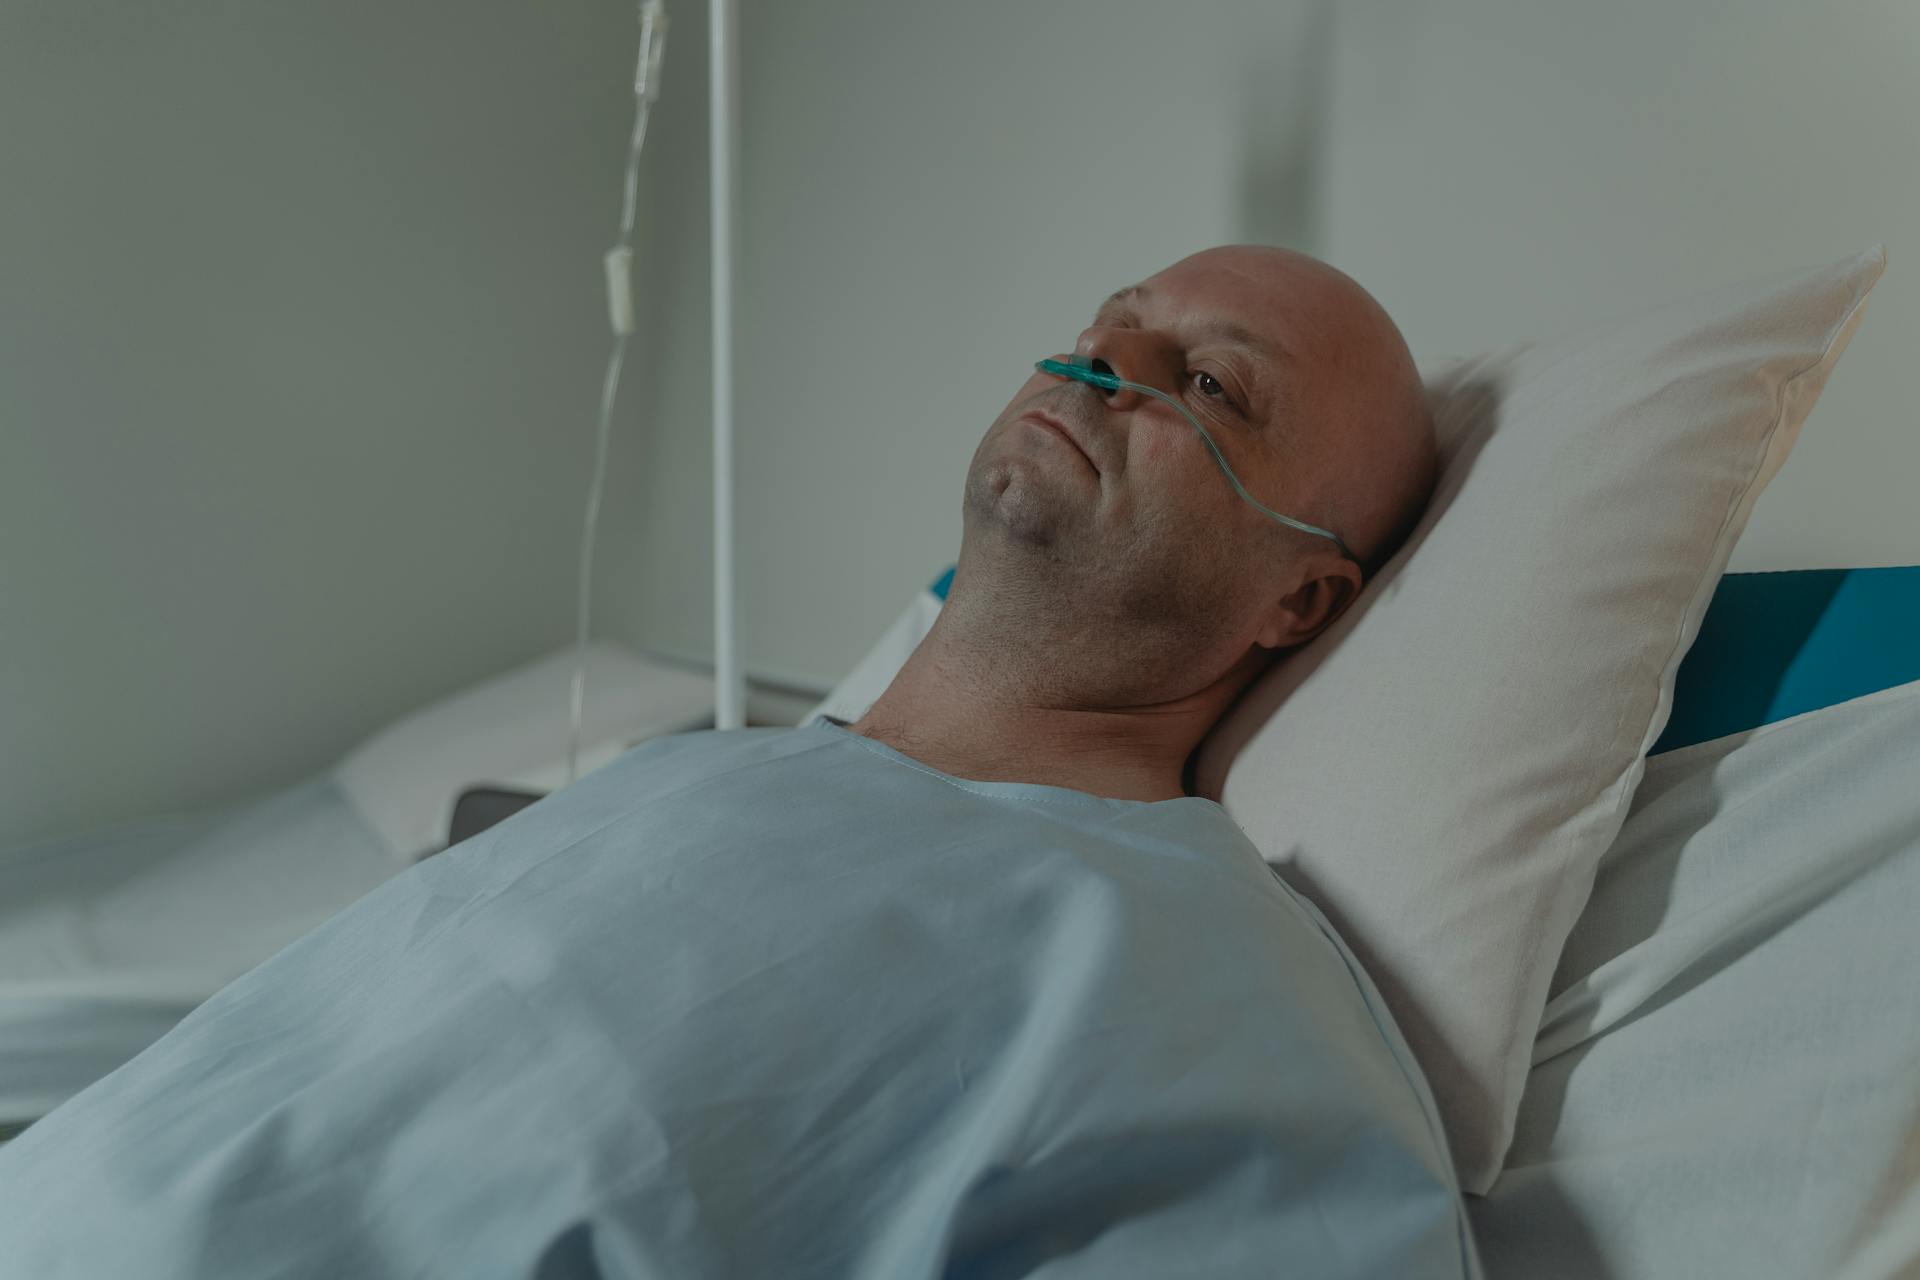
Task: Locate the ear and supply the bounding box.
[1253,559,1364,651]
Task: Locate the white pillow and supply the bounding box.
[332,642,714,862]
[1192,245,1885,1194]
[808,247,1885,1196]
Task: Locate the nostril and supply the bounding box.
[1089,357,1116,380]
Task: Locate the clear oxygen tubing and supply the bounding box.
[1034,353,1360,566]
[568,1,669,788]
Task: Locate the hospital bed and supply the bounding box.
[3,564,1918,1280]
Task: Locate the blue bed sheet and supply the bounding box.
[0,718,1481,1278]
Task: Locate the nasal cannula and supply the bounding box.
[1034,353,1359,563]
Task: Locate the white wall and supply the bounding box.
[0,2,645,848]
[1316,0,1918,571]
[12,0,1909,848]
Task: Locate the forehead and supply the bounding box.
[1097,284,1296,370]
[1096,257,1307,370]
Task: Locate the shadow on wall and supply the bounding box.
[1233,0,1335,253]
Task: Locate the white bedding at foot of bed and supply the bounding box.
[0,778,398,1124]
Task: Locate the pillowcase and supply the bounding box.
[1191,245,1885,1193]
[805,247,1885,1197]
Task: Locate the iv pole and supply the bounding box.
[709,0,745,730]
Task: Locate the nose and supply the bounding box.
[1081,355,1135,406]
[1075,329,1161,409]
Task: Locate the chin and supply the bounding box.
[965,459,1075,549]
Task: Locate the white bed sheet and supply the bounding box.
[1470,678,1920,1279]
[0,777,399,1125]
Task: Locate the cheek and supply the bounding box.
[1130,428,1236,514]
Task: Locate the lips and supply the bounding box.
[1020,410,1097,472]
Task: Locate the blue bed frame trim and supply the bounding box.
[930,564,1920,756]
[1652,565,1920,754]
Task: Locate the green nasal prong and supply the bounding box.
[1036,355,1123,393]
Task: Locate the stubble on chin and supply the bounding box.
[964,453,1079,550]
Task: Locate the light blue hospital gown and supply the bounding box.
[0,717,1482,1278]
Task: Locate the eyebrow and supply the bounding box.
[1094,284,1301,430]
[1095,284,1298,369]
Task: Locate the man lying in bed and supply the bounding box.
[0,246,1479,1278]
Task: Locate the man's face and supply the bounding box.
[961,247,1337,647]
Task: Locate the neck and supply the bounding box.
[843,606,1256,804]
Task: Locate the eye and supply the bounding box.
[1190,369,1238,411]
